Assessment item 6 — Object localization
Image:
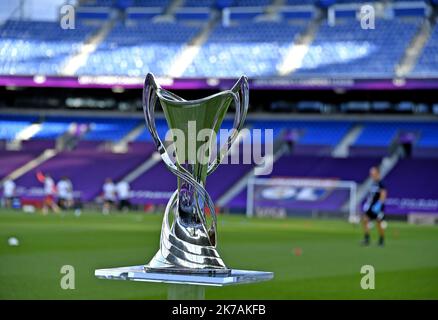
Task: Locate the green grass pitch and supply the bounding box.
[0,209,437,299]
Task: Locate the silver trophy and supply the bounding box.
[95,74,273,295]
[143,73,247,275]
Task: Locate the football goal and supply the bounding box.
[246,177,359,223]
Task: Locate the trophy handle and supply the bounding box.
[143,73,219,247]
[207,75,249,176]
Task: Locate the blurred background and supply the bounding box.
[0,0,437,299]
[1,0,438,217]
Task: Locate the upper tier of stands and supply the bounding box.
[412,20,438,78]
[77,21,203,76]
[0,20,100,76]
[294,17,423,78]
[183,21,308,78]
[80,0,426,8]
[0,1,435,78]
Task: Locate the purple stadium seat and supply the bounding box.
[0,150,40,180]
[14,144,155,202]
[384,158,438,215]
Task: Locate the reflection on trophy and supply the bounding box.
[143,73,248,274]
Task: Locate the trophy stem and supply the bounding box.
[145,191,230,274]
[167,284,205,300]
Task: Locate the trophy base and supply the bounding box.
[145,266,232,276]
[95,265,273,287]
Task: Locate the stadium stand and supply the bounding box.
[184,21,308,78]
[0,150,41,180]
[183,0,216,7]
[135,119,170,142]
[384,158,438,214]
[226,155,381,210]
[132,0,171,7]
[0,115,37,141]
[77,21,203,76]
[294,17,423,78]
[412,20,438,78]
[0,112,437,216]
[81,118,140,141]
[129,161,175,206]
[32,121,71,140]
[81,0,114,6]
[0,1,434,78]
[20,140,56,151]
[14,144,155,202]
[247,120,352,154]
[0,20,100,76]
[233,0,273,6]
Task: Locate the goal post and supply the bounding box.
[246,177,359,222]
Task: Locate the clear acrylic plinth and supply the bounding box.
[95,265,273,287]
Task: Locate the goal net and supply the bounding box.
[246,177,359,223]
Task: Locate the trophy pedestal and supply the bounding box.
[95,265,273,299]
[167,284,205,300]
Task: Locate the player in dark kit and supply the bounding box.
[362,166,387,246]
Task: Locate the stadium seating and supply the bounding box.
[0,20,100,76]
[226,155,381,210]
[32,121,71,140]
[14,145,155,202]
[0,150,41,180]
[0,115,142,142]
[247,120,351,148]
[81,118,140,141]
[267,154,380,182]
[135,119,169,142]
[353,122,438,147]
[129,161,174,205]
[350,121,438,157]
[0,116,36,141]
[294,18,423,78]
[184,21,307,78]
[78,21,202,76]
[233,0,273,6]
[412,21,438,78]
[80,0,171,7]
[183,0,216,7]
[384,158,438,214]
[20,140,56,151]
[81,0,116,6]
[1,111,437,216]
[132,0,171,7]
[354,122,400,147]
[0,3,434,79]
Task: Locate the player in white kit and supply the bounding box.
[41,173,60,215]
[57,177,74,210]
[2,178,16,208]
[116,180,131,212]
[102,178,116,215]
